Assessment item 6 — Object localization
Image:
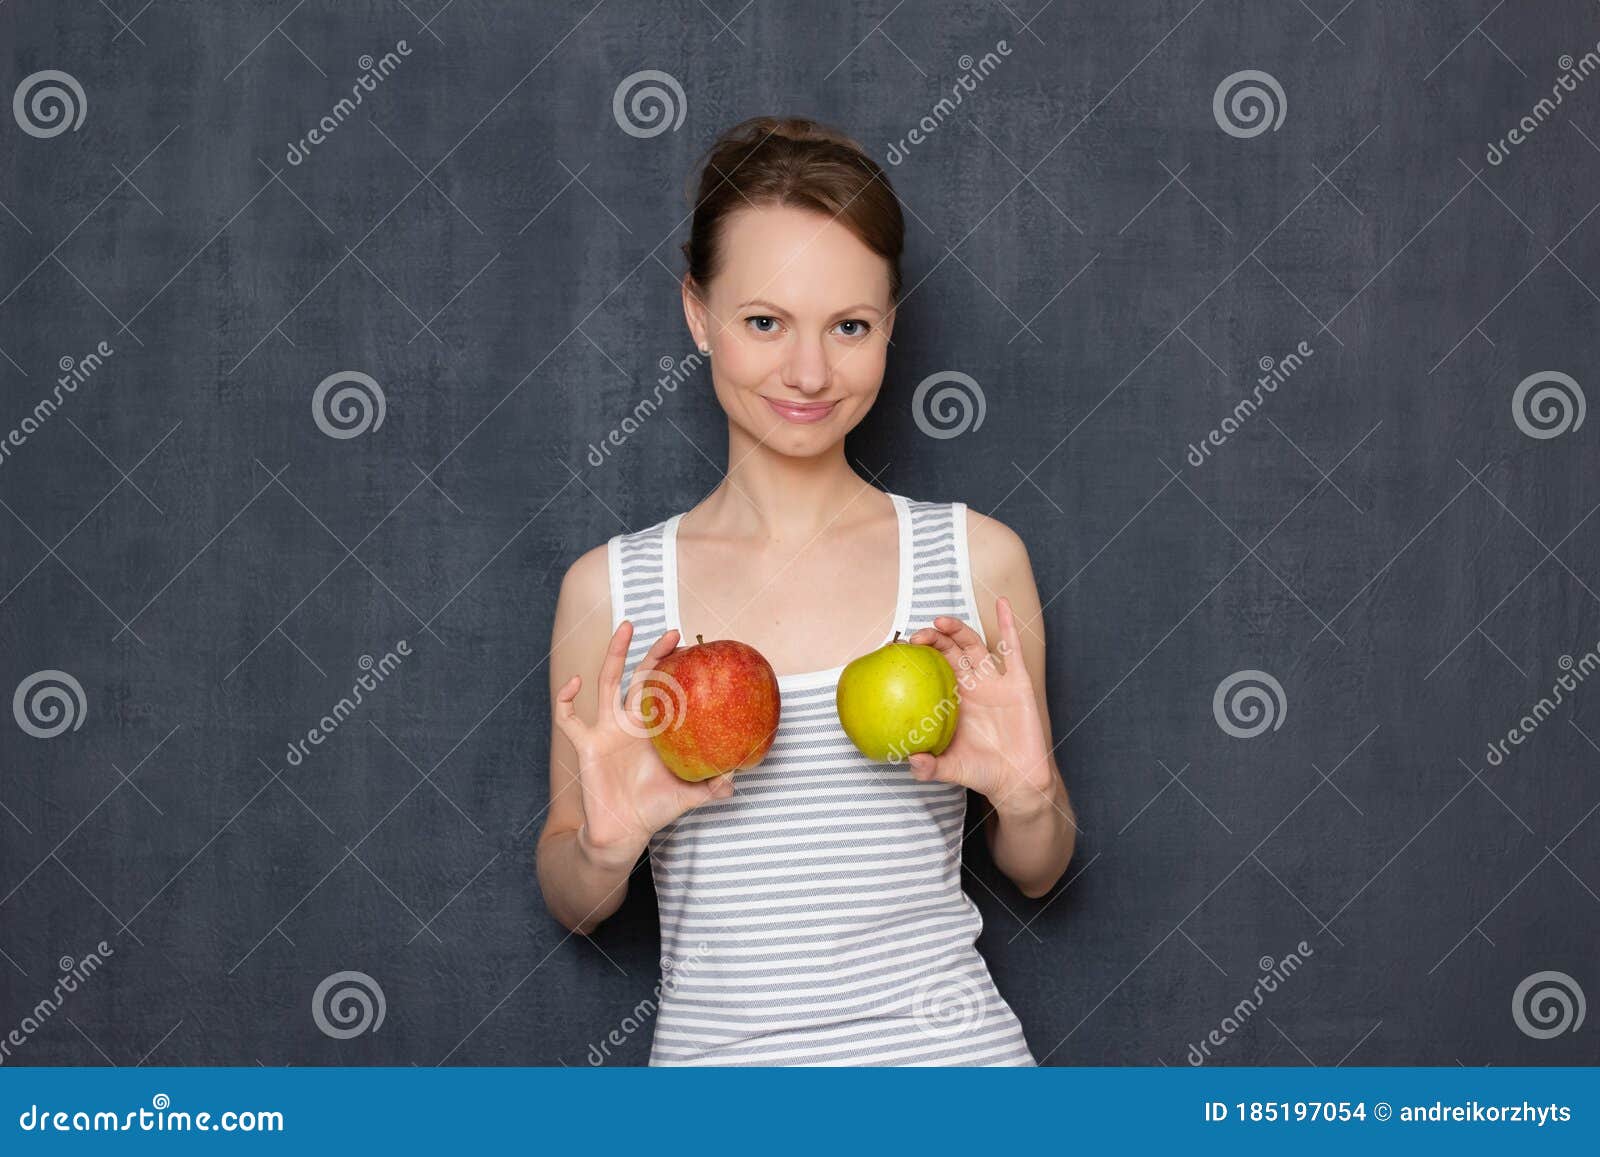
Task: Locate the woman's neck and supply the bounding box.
[692,425,882,543]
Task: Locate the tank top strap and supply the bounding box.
[900,497,988,649]
[606,495,988,700]
[608,517,673,700]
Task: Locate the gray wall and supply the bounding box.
[2,0,1598,1066]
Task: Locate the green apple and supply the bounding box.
[835,633,959,763]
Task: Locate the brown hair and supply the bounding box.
[681,115,905,305]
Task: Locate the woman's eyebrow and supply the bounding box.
[734,298,882,316]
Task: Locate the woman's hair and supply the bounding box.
[681,116,905,304]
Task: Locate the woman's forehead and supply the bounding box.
[712,205,892,307]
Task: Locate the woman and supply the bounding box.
[537,116,1076,1065]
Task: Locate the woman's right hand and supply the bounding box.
[553,620,734,872]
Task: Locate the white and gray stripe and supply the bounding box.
[608,492,1036,1066]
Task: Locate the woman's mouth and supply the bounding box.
[763,397,837,424]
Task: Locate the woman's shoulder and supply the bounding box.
[558,510,676,604]
[960,503,1028,563]
[607,509,677,552]
[900,493,1028,566]
[948,502,1034,618]
[558,541,611,608]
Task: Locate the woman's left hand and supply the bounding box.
[904,596,1059,815]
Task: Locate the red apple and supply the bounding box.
[641,634,781,781]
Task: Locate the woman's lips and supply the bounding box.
[764,397,837,424]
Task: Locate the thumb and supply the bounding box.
[907,752,942,782]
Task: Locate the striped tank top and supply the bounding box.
[607,492,1037,1066]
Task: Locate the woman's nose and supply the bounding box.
[780,334,830,395]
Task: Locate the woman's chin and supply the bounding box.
[767,426,841,456]
[726,417,840,457]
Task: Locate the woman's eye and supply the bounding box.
[835,319,870,338]
[746,315,780,334]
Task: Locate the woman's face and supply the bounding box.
[683,203,895,456]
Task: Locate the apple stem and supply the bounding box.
[696,634,704,645]
[892,631,902,643]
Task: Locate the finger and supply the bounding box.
[911,627,965,665]
[556,672,582,703]
[552,674,587,742]
[931,615,990,667]
[997,596,1026,674]
[597,619,634,704]
[907,751,959,785]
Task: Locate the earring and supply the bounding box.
[698,345,711,356]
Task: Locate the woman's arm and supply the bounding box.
[536,545,736,935]
[963,509,1077,897]
[536,545,638,934]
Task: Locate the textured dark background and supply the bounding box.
[2,0,1598,1067]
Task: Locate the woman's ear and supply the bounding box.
[681,275,710,351]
